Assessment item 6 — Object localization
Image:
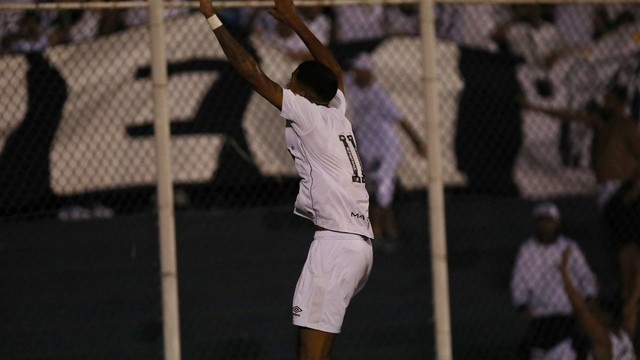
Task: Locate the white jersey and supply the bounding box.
[511,235,598,317]
[281,89,373,239]
[587,330,636,360]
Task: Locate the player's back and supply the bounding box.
[281,89,373,239]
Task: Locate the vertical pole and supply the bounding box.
[148,1,181,359]
[419,0,452,359]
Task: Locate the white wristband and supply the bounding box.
[207,14,223,31]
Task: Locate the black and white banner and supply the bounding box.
[1,13,639,202]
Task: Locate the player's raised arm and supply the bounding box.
[519,96,603,129]
[199,0,283,109]
[269,0,344,92]
[559,249,612,360]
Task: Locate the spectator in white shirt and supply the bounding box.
[331,4,385,44]
[2,11,50,53]
[328,4,388,67]
[436,4,511,51]
[511,201,598,360]
[492,5,566,68]
[554,4,596,48]
[0,0,34,49]
[345,53,426,253]
[49,0,123,45]
[384,5,419,37]
[253,6,330,61]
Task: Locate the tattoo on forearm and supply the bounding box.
[216,28,255,69]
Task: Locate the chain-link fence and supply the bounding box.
[436,3,640,359]
[1,1,640,359]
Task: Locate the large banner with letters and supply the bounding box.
[1,13,639,205]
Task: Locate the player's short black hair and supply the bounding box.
[295,60,338,104]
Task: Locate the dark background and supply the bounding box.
[0,189,618,359]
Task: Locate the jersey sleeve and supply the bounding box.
[281,89,319,135]
[329,89,347,115]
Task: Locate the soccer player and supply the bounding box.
[198,0,374,359]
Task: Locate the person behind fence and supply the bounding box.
[491,4,565,68]
[48,0,123,45]
[559,248,639,360]
[511,202,598,360]
[199,0,374,358]
[520,86,640,301]
[123,0,190,29]
[253,6,331,62]
[1,10,50,52]
[327,3,387,68]
[345,52,427,253]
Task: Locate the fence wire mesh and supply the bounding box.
[1,1,640,359]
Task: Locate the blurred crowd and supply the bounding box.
[0,0,420,55]
[0,0,194,52]
[5,2,639,196]
[439,3,640,197]
[2,2,638,64]
[450,6,640,359]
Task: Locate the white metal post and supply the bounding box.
[148,0,182,359]
[419,0,453,359]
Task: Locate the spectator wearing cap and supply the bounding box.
[511,201,598,360]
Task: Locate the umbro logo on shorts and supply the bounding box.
[292,306,303,317]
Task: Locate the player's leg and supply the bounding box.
[292,231,373,359]
[297,327,336,360]
[376,152,400,251]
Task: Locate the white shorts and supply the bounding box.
[292,230,373,333]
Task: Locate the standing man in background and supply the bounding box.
[345,52,427,253]
[511,202,598,359]
[199,0,374,359]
